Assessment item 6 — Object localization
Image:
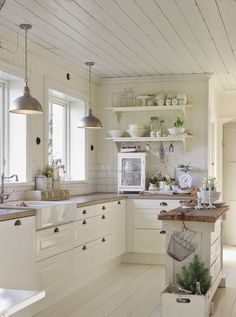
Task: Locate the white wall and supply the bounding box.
[0,36,100,198]
[96,75,210,192]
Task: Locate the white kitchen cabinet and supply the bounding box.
[36,249,74,294]
[35,222,75,261]
[118,152,147,193]
[131,199,179,255]
[111,199,126,258]
[0,216,36,290]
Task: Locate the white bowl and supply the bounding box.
[107,130,124,138]
[127,129,146,137]
[168,127,185,135]
[128,123,146,130]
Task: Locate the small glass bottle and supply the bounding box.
[195,282,202,295]
[160,119,168,137]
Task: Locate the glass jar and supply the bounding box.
[160,119,168,137]
[150,117,159,136]
[125,88,134,107]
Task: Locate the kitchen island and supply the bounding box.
[158,205,228,317]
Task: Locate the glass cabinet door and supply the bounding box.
[120,157,142,187]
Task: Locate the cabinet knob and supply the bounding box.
[102,206,106,210]
[102,215,106,219]
[118,201,121,205]
[160,230,166,234]
[14,219,21,226]
[82,209,87,215]
[102,238,106,242]
[82,245,87,250]
[160,202,168,206]
[82,220,87,225]
[160,210,167,214]
[54,227,59,233]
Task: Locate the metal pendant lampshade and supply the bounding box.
[9,24,43,114]
[78,62,102,129]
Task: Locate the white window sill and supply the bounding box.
[3,182,34,188]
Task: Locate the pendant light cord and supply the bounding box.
[24,27,28,87]
[88,63,92,110]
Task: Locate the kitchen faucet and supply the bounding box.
[0,173,19,203]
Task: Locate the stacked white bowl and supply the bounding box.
[127,123,146,137]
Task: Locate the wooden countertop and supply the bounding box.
[0,207,36,221]
[158,205,228,222]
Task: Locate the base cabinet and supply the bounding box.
[0,216,36,290]
[111,199,126,258]
[131,199,179,256]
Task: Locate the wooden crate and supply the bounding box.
[161,287,211,317]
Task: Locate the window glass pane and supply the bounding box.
[70,101,85,180]
[48,90,86,181]
[49,102,65,165]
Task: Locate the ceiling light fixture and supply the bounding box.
[9,24,43,114]
[78,62,102,129]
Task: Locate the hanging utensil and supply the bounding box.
[159,142,165,162]
[169,144,174,152]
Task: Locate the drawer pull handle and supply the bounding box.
[118,201,121,205]
[14,219,21,226]
[82,210,87,215]
[102,215,106,219]
[160,210,167,214]
[176,298,191,304]
[102,206,106,210]
[82,220,87,225]
[160,202,168,206]
[82,245,87,250]
[102,238,106,242]
[160,230,166,234]
[54,227,59,233]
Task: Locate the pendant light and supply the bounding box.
[78,62,102,128]
[9,24,43,114]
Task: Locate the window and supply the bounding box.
[0,74,27,182]
[48,89,86,181]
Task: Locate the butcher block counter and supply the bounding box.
[158,205,228,222]
[0,207,36,221]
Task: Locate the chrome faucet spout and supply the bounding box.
[0,173,19,203]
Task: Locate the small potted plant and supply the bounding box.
[148,175,158,191]
[168,117,185,135]
[42,165,54,189]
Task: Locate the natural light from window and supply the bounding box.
[48,89,86,181]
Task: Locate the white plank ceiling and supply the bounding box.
[1,0,236,90]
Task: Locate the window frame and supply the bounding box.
[45,80,88,184]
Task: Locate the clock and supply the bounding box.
[179,173,192,189]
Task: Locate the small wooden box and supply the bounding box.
[161,286,210,317]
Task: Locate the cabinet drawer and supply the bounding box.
[36,223,74,261]
[74,235,111,276]
[133,229,165,254]
[76,205,95,220]
[0,216,34,229]
[36,249,74,293]
[73,217,96,246]
[133,209,162,229]
[95,212,111,237]
[133,199,179,211]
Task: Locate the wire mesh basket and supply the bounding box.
[167,225,197,262]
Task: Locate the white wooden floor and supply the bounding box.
[35,246,236,317]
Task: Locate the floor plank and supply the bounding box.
[35,246,236,317]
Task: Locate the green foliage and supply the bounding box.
[148,176,158,184]
[176,255,211,294]
[174,117,184,127]
[42,165,54,178]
